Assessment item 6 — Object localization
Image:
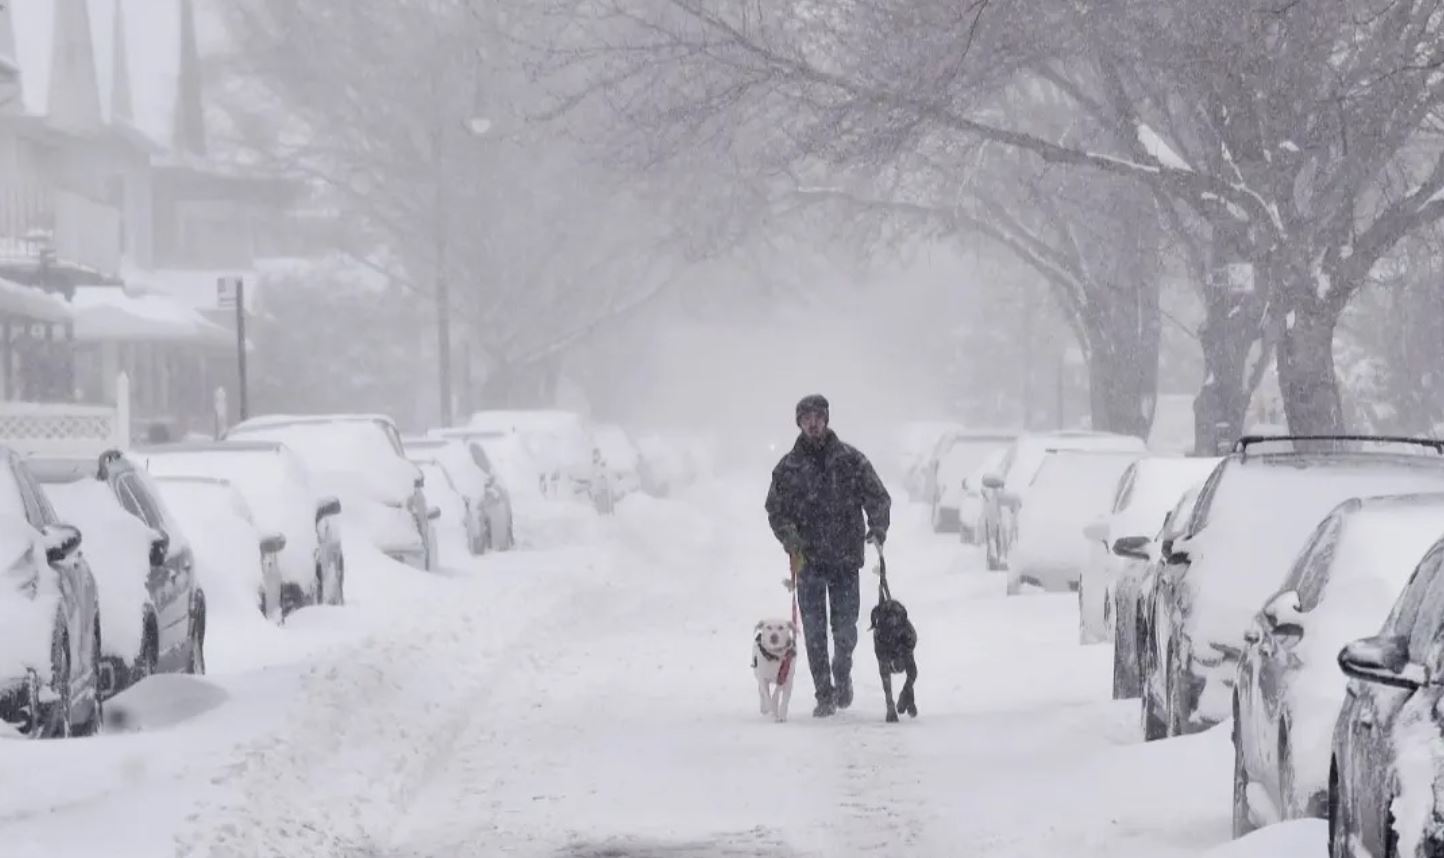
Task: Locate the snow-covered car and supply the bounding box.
[958,447,1009,547]
[467,410,606,504]
[153,475,288,624]
[1331,533,1444,858]
[1006,448,1142,595]
[227,415,437,571]
[0,449,102,738]
[1133,486,1204,707]
[927,431,1015,535]
[136,441,345,613]
[896,421,963,502]
[1144,435,1444,740]
[1078,456,1220,647]
[425,431,519,549]
[32,452,206,696]
[594,423,643,500]
[1233,493,1444,838]
[980,431,1148,571]
[405,436,514,554]
[412,458,476,561]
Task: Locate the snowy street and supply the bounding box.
[0,478,1321,857]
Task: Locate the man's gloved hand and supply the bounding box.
[866,527,886,547]
[778,524,803,556]
[781,576,797,592]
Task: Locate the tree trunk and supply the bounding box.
[1193,282,1261,455]
[1277,301,1346,435]
[1083,282,1160,439]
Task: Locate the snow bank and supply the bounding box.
[44,479,155,661]
[1200,819,1326,856]
[1289,498,1444,797]
[104,674,229,733]
[1184,459,1444,721]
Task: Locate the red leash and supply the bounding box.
[778,551,802,684]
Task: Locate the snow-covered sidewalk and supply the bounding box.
[0,479,1324,856]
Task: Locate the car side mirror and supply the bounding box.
[260,532,287,554]
[1111,535,1151,561]
[428,506,442,521]
[1163,536,1193,565]
[42,524,82,564]
[1338,635,1420,690]
[1262,589,1305,638]
[316,496,342,522]
[150,532,171,568]
[982,474,1004,491]
[1083,520,1110,544]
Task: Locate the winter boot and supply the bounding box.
[835,678,853,710]
[813,692,837,718]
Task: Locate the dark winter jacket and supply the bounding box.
[765,430,891,571]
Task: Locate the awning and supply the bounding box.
[70,286,233,348]
[0,276,74,324]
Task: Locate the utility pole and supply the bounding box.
[218,275,247,421]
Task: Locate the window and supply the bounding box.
[1111,464,1139,514]
[1290,514,1344,611]
[469,442,495,476]
[1407,552,1444,662]
[1386,544,1444,637]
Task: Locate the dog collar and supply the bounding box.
[755,635,794,662]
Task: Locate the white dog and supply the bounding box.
[752,618,798,722]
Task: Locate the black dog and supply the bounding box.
[868,552,918,723]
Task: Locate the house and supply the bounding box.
[0,0,297,437]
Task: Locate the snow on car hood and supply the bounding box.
[1287,499,1444,797]
[1108,457,1221,543]
[1004,432,1147,497]
[230,422,418,506]
[1183,460,1444,657]
[44,480,154,661]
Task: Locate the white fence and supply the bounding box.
[0,373,131,457]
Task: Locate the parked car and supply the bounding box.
[897,421,964,502]
[137,441,345,613]
[425,431,518,549]
[1143,435,1444,740]
[31,451,206,696]
[412,457,479,558]
[594,423,643,500]
[1079,456,1220,646]
[406,437,511,554]
[927,431,1015,535]
[467,410,606,504]
[227,415,436,570]
[1233,493,1444,838]
[958,448,1009,547]
[980,431,1148,571]
[1006,449,1143,594]
[1331,533,1444,858]
[0,449,102,738]
[1132,486,1205,705]
[153,475,287,624]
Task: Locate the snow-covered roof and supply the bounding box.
[0,275,73,322]
[119,260,257,311]
[8,0,202,153]
[70,284,231,346]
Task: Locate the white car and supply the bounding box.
[1078,456,1221,646]
[896,421,964,502]
[1007,449,1143,594]
[928,432,1015,535]
[412,458,475,562]
[227,415,437,571]
[137,441,345,613]
[981,431,1148,571]
[958,448,1009,547]
[405,436,514,554]
[153,475,288,624]
[467,410,603,503]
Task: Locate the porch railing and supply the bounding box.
[0,182,122,277]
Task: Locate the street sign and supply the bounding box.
[217,276,242,310]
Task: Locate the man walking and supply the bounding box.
[765,394,891,717]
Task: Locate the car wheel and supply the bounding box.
[1142,681,1167,741]
[1279,721,1298,819]
[1113,629,1138,700]
[186,599,206,676]
[72,619,103,737]
[333,555,346,606]
[1233,699,1256,837]
[39,624,72,739]
[1165,642,1190,736]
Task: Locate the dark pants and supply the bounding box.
[797,563,860,701]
